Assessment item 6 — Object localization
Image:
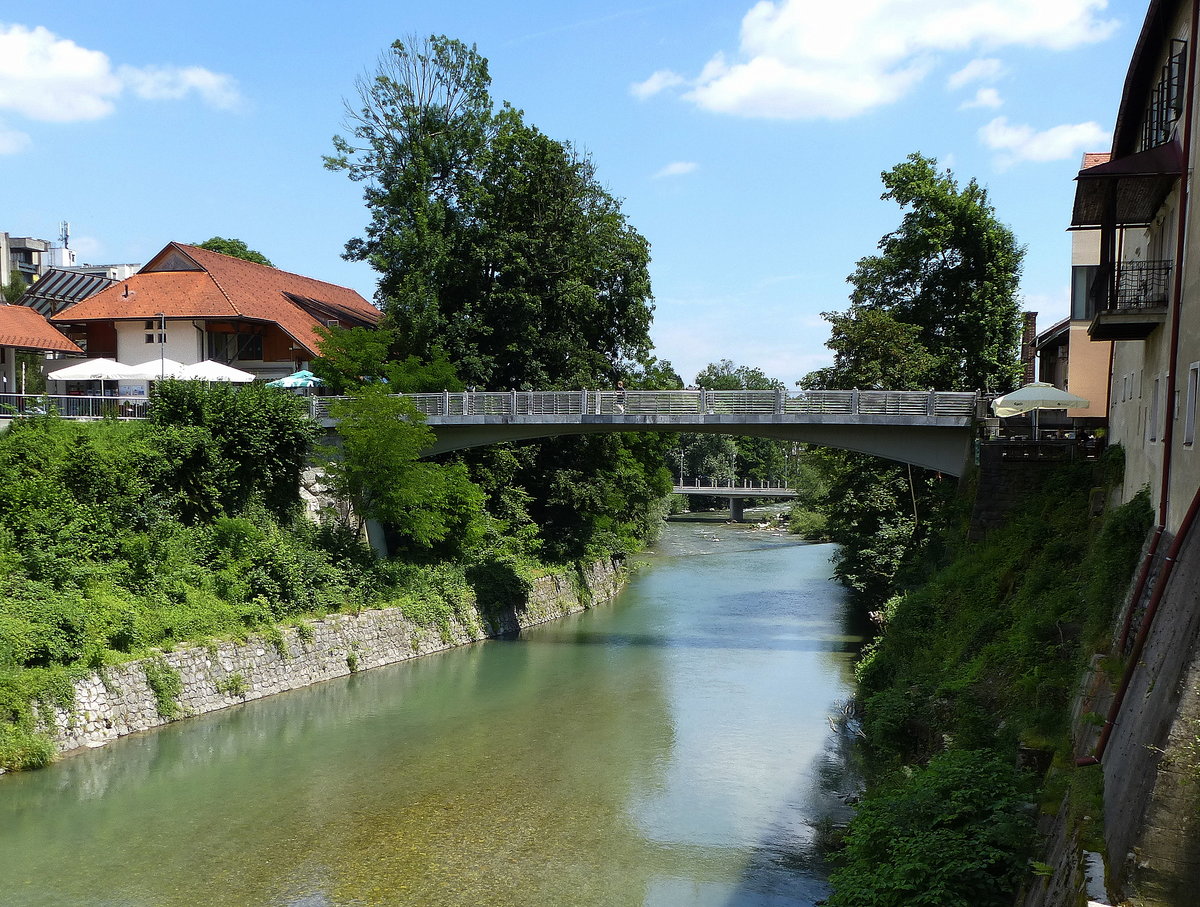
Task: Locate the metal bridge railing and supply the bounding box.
[0,390,980,424]
[310,389,980,420]
[0,394,150,420]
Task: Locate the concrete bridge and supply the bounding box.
[673,479,799,521]
[312,388,981,476]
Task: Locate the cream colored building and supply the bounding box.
[1035,221,1112,426]
[1072,0,1199,533]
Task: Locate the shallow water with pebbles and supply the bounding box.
[0,522,862,906]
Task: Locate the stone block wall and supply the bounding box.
[40,559,623,757]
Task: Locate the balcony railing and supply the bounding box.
[1092,259,1172,312]
[1088,259,1172,341]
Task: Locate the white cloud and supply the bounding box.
[644,0,1118,120]
[960,87,1003,109]
[0,119,30,154]
[0,23,241,130]
[118,65,241,110]
[653,161,699,178]
[631,68,687,100]
[979,116,1109,166]
[947,57,1005,90]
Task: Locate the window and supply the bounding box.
[1071,265,1099,321]
[143,319,165,345]
[1150,377,1161,442]
[1186,363,1199,446]
[1142,39,1188,150]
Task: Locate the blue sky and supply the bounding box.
[1,1,1146,387]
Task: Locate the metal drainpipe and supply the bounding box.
[1079,484,1200,765]
[1078,0,1200,764]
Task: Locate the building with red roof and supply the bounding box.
[50,242,380,380]
[0,303,83,394]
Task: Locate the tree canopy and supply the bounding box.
[195,237,274,268]
[797,154,1025,600]
[325,35,654,390]
[833,153,1024,395]
[326,35,672,562]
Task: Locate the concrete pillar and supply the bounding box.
[729,498,744,521]
[364,519,389,558]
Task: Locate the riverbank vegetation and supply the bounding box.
[826,455,1150,905]
[1,35,681,773]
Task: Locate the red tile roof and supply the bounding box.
[0,304,83,353]
[51,242,379,356]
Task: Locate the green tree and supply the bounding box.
[828,749,1031,907]
[800,309,938,392]
[687,360,788,486]
[195,237,274,267]
[846,153,1024,394]
[150,380,318,519]
[328,35,669,561]
[323,387,485,555]
[325,35,654,390]
[2,272,27,303]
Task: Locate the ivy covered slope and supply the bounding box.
[827,453,1152,907]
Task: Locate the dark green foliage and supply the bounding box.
[327,35,654,391]
[828,750,1032,907]
[326,34,670,563]
[194,236,274,267]
[2,272,27,304]
[800,154,1025,603]
[854,465,1151,765]
[828,462,1151,905]
[847,152,1024,394]
[150,380,320,519]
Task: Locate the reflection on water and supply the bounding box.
[0,523,861,906]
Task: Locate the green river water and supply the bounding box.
[0,521,863,906]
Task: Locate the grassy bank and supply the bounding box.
[827,452,1152,906]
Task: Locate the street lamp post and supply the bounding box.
[156,312,166,380]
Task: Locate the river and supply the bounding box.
[0,522,863,906]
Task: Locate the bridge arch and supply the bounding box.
[313,388,980,477]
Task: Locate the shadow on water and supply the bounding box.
[500,629,863,654]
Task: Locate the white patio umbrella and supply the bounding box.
[46,358,138,382]
[992,382,1090,439]
[126,357,188,380]
[178,360,256,383]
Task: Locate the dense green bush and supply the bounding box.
[828,749,1032,907]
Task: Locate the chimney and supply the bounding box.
[1020,312,1038,384]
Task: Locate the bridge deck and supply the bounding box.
[0,388,982,477]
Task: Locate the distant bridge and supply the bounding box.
[673,479,799,521]
[313,388,981,476]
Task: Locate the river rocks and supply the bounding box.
[39,558,623,758]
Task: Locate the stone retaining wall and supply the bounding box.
[39,559,623,757]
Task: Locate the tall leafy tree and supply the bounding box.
[845,153,1024,394]
[325,35,653,390]
[327,35,668,561]
[195,237,274,267]
[2,273,27,303]
[801,155,1024,600]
